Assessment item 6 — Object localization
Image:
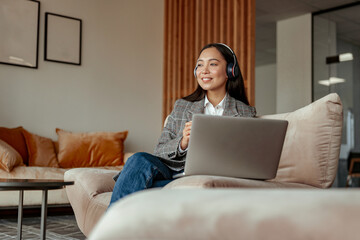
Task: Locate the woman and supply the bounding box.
[109,43,256,207]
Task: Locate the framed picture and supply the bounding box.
[0,0,40,68]
[44,13,82,65]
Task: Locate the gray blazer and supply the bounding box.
[153,95,257,171]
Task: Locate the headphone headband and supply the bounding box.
[216,43,237,68]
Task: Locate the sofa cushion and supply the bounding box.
[0,139,24,172]
[260,93,343,188]
[0,126,28,164]
[56,129,128,168]
[0,166,67,206]
[22,130,59,168]
[89,189,360,240]
[165,175,315,189]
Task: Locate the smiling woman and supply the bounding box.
[162,0,256,121]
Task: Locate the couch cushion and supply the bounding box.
[260,93,343,188]
[22,129,59,168]
[0,139,24,172]
[165,175,315,189]
[56,129,128,168]
[0,166,67,206]
[0,126,28,164]
[89,189,360,240]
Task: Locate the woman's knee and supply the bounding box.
[123,152,172,181]
[126,152,158,167]
[127,152,152,163]
[130,152,153,159]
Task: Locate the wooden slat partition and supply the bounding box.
[163,0,255,121]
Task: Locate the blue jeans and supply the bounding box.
[109,152,179,207]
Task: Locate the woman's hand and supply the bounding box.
[180,121,192,150]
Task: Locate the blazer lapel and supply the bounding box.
[186,98,205,121]
[223,96,240,117]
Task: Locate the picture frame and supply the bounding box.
[44,12,82,65]
[0,0,40,69]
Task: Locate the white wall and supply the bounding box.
[255,63,276,115]
[0,0,164,153]
[277,14,312,113]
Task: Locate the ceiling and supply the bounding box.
[256,0,360,66]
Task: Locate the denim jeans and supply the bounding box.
[109,152,180,207]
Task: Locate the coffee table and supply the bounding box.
[0,179,74,240]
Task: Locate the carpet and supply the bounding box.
[0,215,85,239]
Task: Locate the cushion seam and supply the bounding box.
[322,104,339,188]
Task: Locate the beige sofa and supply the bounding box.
[0,126,130,207]
[65,93,346,238]
[0,155,133,207]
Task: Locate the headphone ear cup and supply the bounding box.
[233,64,240,79]
[194,66,197,78]
[227,63,234,79]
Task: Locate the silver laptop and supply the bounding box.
[173,114,288,180]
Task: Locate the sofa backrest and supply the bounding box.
[260,93,343,188]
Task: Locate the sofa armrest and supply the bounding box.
[65,168,120,197]
[65,168,121,236]
[164,175,316,189]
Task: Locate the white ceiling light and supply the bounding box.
[318,77,345,86]
[339,53,353,62]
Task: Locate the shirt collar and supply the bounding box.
[204,93,227,109]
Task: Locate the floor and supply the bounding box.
[0,215,86,240]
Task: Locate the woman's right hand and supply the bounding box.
[180,121,192,150]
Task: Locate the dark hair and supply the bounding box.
[183,43,250,105]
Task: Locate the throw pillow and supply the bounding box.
[0,139,24,172]
[56,128,128,168]
[0,126,28,165]
[260,93,343,188]
[22,130,59,168]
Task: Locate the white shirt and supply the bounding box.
[204,94,227,116]
[178,94,227,154]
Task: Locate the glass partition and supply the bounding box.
[313,3,360,187]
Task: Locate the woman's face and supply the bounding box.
[195,47,228,95]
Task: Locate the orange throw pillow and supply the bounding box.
[0,126,28,165]
[22,130,59,168]
[56,128,128,168]
[0,139,24,172]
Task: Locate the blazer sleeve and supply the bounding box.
[153,100,186,161]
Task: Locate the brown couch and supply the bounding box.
[65,93,344,238]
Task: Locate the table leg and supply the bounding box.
[17,190,24,240]
[40,189,48,240]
